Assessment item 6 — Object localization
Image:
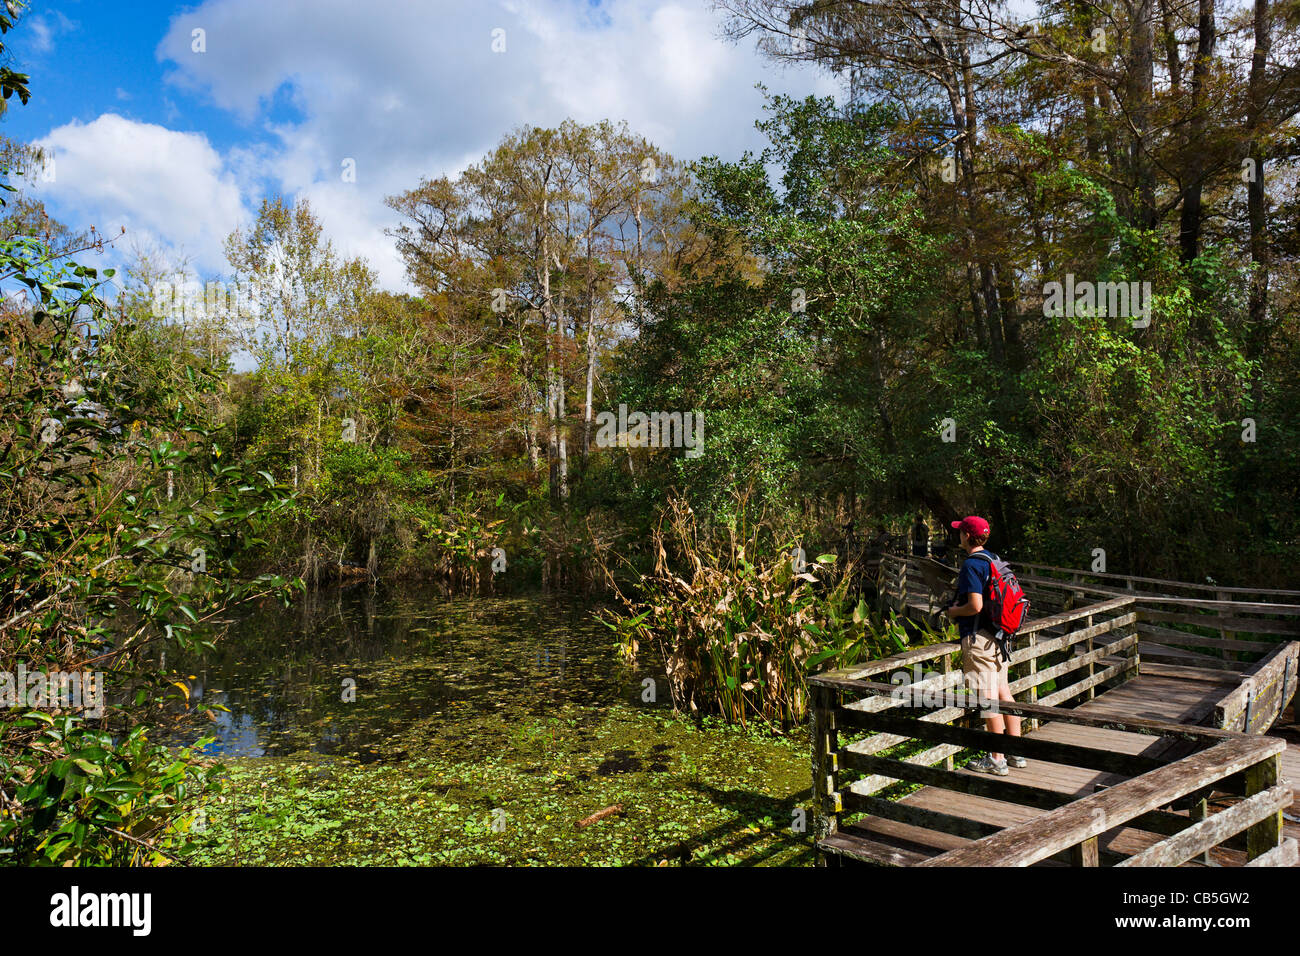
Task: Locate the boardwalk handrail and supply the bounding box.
[915,735,1289,867]
[811,640,1293,866]
[810,597,1149,861]
[823,558,1298,865]
[809,595,1135,684]
[881,552,1300,610]
[1020,575,1300,615]
[1212,641,1300,733]
[1017,568,1300,710]
[819,595,1139,714]
[880,552,1300,728]
[1020,574,1300,618]
[996,561,1300,601]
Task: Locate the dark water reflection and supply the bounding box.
[161,584,645,760]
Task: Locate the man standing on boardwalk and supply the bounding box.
[911,513,929,558]
[945,515,1024,775]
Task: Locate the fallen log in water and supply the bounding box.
[576,804,623,829]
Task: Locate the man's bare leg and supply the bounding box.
[998,676,1021,764]
[979,674,1009,762]
[1000,677,1021,736]
[982,712,1005,763]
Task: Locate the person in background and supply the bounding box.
[911,513,929,558]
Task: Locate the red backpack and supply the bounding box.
[965,551,1030,661]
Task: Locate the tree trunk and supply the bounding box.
[557,361,569,498]
[583,326,596,460]
[1246,0,1272,393]
[540,168,563,501]
[960,47,1004,363]
[1178,0,1216,269]
[1129,0,1158,230]
[1161,0,1182,91]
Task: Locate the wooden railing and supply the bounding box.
[1013,561,1300,604]
[878,552,1300,730]
[810,598,1141,853]
[809,619,1294,866]
[876,553,956,620]
[1213,641,1300,733]
[1020,574,1300,653]
[1015,570,1300,732]
[918,733,1291,867]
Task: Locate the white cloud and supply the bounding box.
[23,10,76,55]
[23,2,840,293]
[27,16,52,53]
[31,114,248,276]
[149,0,839,291]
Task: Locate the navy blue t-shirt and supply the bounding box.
[954,550,996,637]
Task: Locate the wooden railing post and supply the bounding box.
[1027,629,1039,732]
[1124,601,1141,683]
[940,655,956,767]
[1085,613,1096,701]
[1189,798,1210,865]
[1069,836,1099,866]
[1216,589,1243,662]
[1245,753,1282,862]
[810,684,840,862]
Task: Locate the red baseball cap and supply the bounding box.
[951,515,990,536]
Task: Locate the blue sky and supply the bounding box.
[4,0,839,290]
[6,1,279,152]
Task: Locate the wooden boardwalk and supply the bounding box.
[828,674,1299,866]
[880,553,1300,734]
[812,557,1300,867]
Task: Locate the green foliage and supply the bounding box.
[615,95,947,522]
[0,718,220,865]
[0,3,31,114]
[0,214,298,865]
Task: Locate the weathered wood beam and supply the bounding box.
[1036,659,1129,706]
[816,828,931,866]
[1244,836,1298,867]
[842,791,1000,841]
[1141,610,1298,635]
[916,737,1283,867]
[810,684,839,859]
[1136,622,1276,654]
[1213,642,1300,732]
[1245,754,1282,861]
[835,706,1169,777]
[1116,784,1291,867]
[1138,649,1249,672]
[839,750,1197,837]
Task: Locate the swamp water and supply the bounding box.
[166,584,813,866]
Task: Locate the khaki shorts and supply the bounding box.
[961,628,1007,705]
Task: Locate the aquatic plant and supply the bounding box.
[601,493,943,728]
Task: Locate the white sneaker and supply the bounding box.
[968,755,1008,776]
